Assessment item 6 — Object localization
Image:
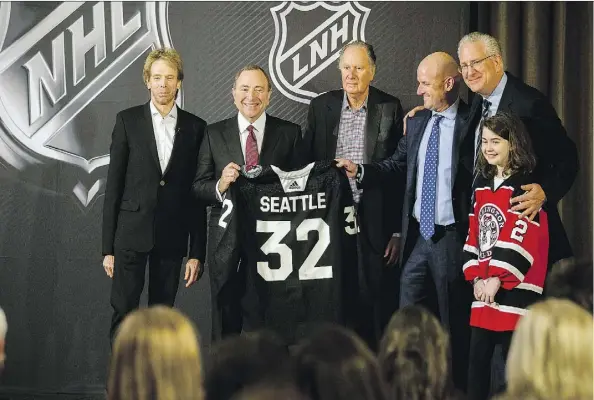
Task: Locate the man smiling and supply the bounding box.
[102,48,207,346]
[193,65,304,339]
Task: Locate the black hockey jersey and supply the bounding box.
[211,161,359,343]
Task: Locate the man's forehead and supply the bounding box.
[237,71,267,83]
[150,60,177,73]
[460,42,486,57]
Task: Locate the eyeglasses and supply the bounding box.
[460,54,495,73]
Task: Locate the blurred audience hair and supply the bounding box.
[505,299,593,400]
[107,306,203,400]
[545,261,593,313]
[205,330,294,400]
[294,324,387,400]
[378,305,455,400]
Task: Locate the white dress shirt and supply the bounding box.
[150,101,177,173]
[215,112,267,202]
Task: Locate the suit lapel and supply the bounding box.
[222,117,244,164]
[260,114,280,164]
[409,112,431,173]
[326,92,342,158]
[142,102,162,173]
[364,88,382,163]
[498,72,515,112]
[451,100,470,182]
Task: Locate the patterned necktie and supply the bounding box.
[419,115,444,240]
[474,98,491,166]
[245,124,259,168]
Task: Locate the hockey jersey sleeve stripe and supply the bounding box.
[489,259,525,282]
[516,282,543,294]
[463,244,479,255]
[494,240,535,265]
[462,259,479,272]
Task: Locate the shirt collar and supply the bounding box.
[238,112,267,134]
[342,91,368,111]
[432,98,459,120]
[150,101,177,120]
[482,72,507,102]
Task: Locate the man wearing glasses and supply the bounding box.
[458,32,578,268]
[458,32,578,399]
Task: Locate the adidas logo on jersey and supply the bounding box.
[289,181,300,189]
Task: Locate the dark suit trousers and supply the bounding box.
[109,248,183,345]
[212,261,245,340]
[399,219,472,391]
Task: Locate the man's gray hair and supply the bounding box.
[0,307,6,339]
[458,32,503,64]
[337,40,377,71]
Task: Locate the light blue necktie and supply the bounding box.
[419,115,443,240]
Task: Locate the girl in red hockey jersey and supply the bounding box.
[462,112,549,400]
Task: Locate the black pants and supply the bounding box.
[467,327,512,400]
[109,248,182,345]
[212,261,245,340]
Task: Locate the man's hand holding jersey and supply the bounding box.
[335,157,401,266]
[218,162,241,194]
[335,158,358,178]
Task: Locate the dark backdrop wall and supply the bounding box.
[0,1,589,396]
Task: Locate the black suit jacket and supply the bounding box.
[102,102,207,261]
[363,101,473,266]
[468,72,579,263]
[192,114,304,206]
[302,86,404,255]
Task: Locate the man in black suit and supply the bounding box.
[337,52,473,389]
[302,40,404,348]
[102,48,207,345]
[458,32,578,266]
[458,32,579,398]
[193,65,303,339]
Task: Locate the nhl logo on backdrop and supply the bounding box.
[269,1,370,104]
[0,2,178,206]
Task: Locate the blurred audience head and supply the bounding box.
[230,382,310,400]
[546,261,593,313]
[378,306,454,400]
[506,299,593,400]
[205,330,294,400]
[294,324,387,400]
[107,306,203,400]
[0,307,6,373]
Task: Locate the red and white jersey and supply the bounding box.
[462,173,549,331]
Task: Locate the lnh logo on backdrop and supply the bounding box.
[269,1,370,104]
[0,2,177,206]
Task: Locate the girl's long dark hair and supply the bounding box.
[477,112,537,180]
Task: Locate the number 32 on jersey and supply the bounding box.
[218,202,359,282]
[257,206,358,282]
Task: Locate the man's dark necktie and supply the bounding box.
[245,124,259,168]
[419,115,443,240]
[474,98,491,167]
